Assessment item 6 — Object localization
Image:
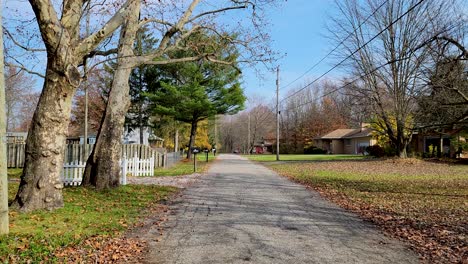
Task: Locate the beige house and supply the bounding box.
[314,128,377,154]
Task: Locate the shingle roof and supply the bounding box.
[316,128,373,139]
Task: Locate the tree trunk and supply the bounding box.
[12,59,78,211]
[139,108,144,145]
[0,12,9,233]
[186,120,198,159]
[437,134,443,158]
[82,0,139,190]
[174,128,179,152]
[82,61,133,189]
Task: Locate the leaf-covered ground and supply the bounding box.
[268,159,467,263]
[245,154,365,162]
[2,183,176,263]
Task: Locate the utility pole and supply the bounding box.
[247,112,251,154]
[174,121,179,153]
[0,1,9,234]
[276,66,280,161]
[214,115,217,149]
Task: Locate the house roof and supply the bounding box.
[316,128,373,140]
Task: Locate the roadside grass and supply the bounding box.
[1,183,175,262]
[153,153,217,177]
[268,159,468,263]
[7,168,22,179]
[245,154,365,162]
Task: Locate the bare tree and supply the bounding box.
[4,67,36,131]
[329,0,459,157]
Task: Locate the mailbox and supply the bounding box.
[192,147,200,153]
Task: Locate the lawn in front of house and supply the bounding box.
[268,159,468,263]
[153,153,217,177]
[2,183,175,262]
[245,154,365,162]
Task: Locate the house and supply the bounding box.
[123,126,164,147]
[66,134,97,144]
[410,130,466,158]
[314,127,376,154]
[253,140,273,154]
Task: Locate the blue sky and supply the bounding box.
[3,0,342,101]
[242,0,343,102]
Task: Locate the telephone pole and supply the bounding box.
[247,112,251,154]
[0,1,9,234]
[276,66,280,161]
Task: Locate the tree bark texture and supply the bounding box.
[83,0,139,190]
[0,9,9,233]
[12,58,78,211]
[12,0,131,210]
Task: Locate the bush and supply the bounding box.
[366,145,385,157]
[304,146,327,154]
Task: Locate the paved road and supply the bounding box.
[144,154,417,264]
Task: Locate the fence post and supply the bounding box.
[121,154,127,185]
[133,152,138,176]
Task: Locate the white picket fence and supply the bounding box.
[125,153,155,177]
[61,153,154,186]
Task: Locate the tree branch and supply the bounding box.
[28,0,63,51]
[139,18,174,28]
[3,27,46,52]
[436,36,468,59]
[188,5,247,24]
[5,62,45,78]
[76,0,133,57]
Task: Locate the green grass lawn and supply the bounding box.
[244,154,365,162]
[268,159,468,262]
[7,168,22,179]
[2,183,175,262]
[153,153,217,177]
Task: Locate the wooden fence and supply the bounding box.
[7,143,167,168]
[7,143,25,168]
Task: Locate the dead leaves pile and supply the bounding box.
[54,237,147,263]
[274,160,468,263]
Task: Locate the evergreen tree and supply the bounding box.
[145,33,246,158]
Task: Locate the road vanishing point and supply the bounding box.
[144,154,418,264]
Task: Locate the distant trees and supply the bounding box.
[218,98,275,154]
[69,69,109,136]
[278,80,349,153]
[4,67,38,131]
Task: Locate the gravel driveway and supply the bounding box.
[142,154,418,264]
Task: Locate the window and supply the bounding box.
[344,139,351,146]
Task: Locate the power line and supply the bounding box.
[279,0,390,91]
[280,0,427,104]
[280,60,391,113]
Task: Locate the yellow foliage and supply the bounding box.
[369,114,413,146]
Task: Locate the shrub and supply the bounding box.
[304,146,327,154]
[366,145,385,157]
